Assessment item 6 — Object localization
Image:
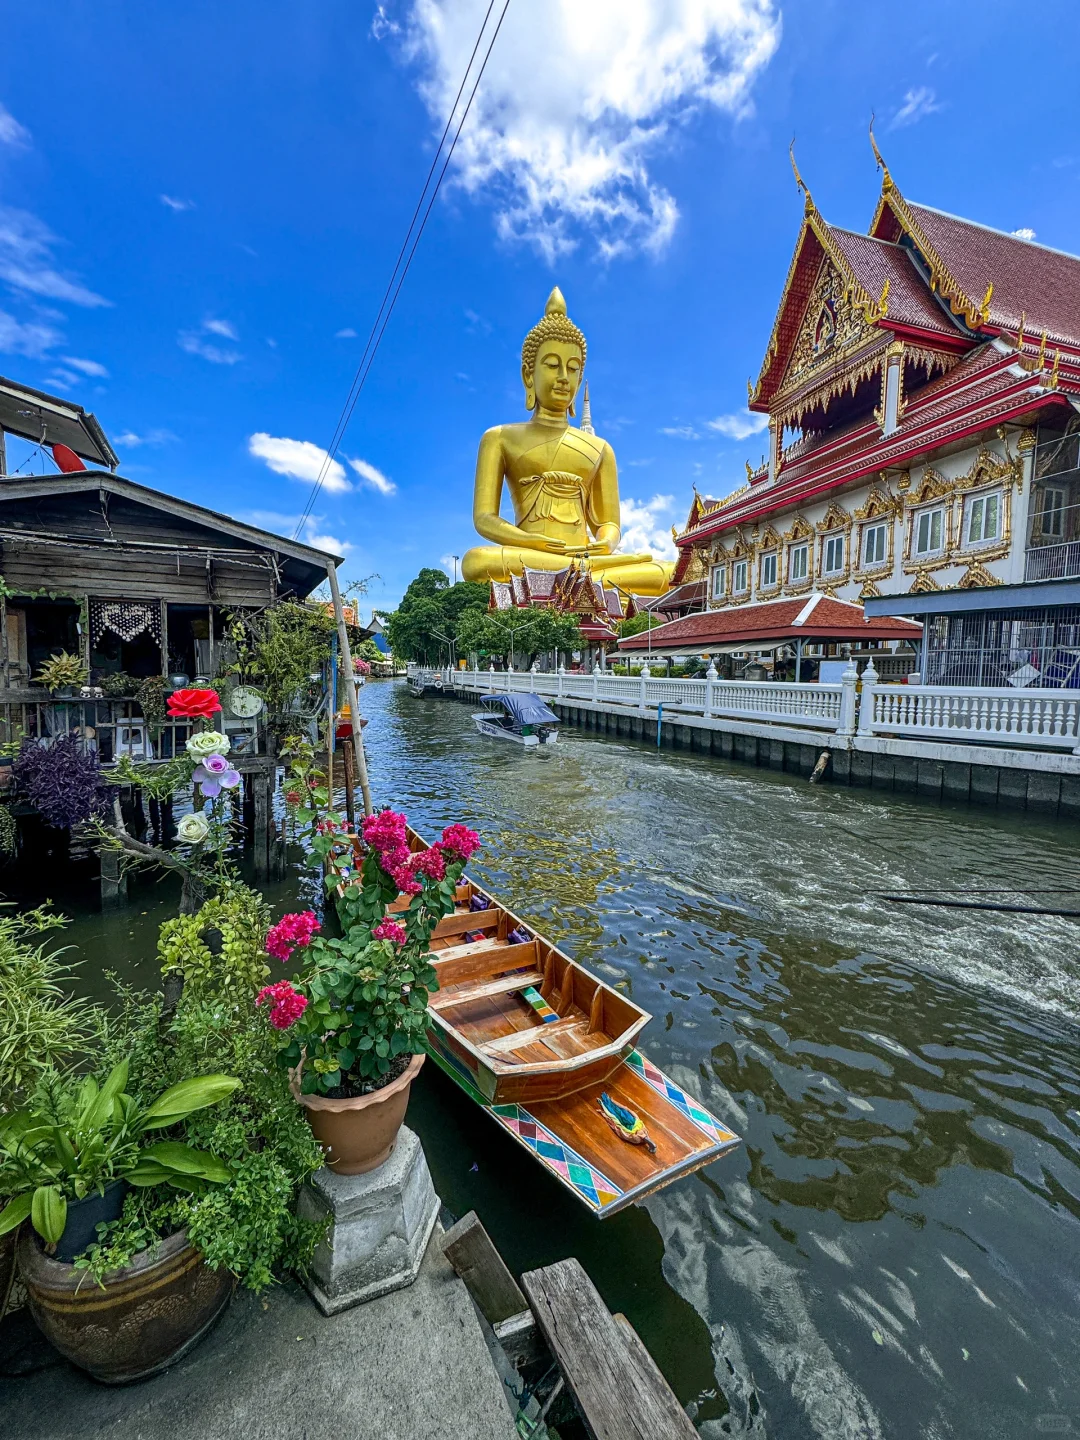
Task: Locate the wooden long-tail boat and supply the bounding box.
[330,829,740,1217]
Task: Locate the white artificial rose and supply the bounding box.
[176,811,211,844]
[186,730,231,759]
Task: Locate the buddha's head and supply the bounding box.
[521,287,587,417]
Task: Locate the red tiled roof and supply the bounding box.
[902,202,1080,348]
[617,594,922,650]
[829,228,958,338]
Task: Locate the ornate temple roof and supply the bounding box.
[617,594,922,653]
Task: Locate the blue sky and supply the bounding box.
[1,1,1079,612]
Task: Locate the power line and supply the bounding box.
[294,0,511,538]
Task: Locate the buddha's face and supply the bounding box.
[526,339,583,414]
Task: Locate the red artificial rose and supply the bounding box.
[167,687,222,720]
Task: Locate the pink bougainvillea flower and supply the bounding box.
[392,868,423,897]
[362,809,408,853]
[265,910,321,962]
[372,919,406,945]
[441,823,480,861]
[256,980,308,1029]
[413,846,446,882]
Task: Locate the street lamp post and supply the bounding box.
[451,555,460,586]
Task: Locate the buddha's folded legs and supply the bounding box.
[461,545,673,595]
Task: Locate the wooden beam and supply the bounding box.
[429,970,543,1012]
[521,1258,697,1440]
[325,559,372,817]
[432,939,536,988]
[441,1211,527,1325]
[481,1017,584,1056]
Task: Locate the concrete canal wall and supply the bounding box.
[431,681,1080,819]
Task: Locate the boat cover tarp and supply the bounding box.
[482,692,559,726]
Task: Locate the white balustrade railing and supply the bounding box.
[425,662,1080,754]
[869,682,1080,750]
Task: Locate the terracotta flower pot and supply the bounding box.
[17,1226,232,1385]
[291,1051,424,1175]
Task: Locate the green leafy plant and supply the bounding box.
[0,907,94,1112]
[34,650,88,693]
[99,671,138,698]
[136,675,168,728]
[223,602,335,729]
[158,887,270,1001]
[0,1060,239,1248]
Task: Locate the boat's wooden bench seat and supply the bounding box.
[480,1016,586,1057]
[429,970,543,1012]
[521,1258,697,1440]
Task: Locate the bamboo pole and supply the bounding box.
[324,560,373,817]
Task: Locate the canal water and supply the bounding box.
[37,679,1080,1439]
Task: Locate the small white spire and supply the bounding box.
[580,380,594,434]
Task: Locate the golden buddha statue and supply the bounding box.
[460,288,673,596]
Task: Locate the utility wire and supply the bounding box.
[294,0,511,538]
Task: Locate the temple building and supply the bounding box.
[656,140,1080,687]
[490,561,636,660]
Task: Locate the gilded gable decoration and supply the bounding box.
[759,523,782,550]
[905,469,953,507]
[783,514,814,543]
[781,257,875,393]
[959,561,1003,589]
[854,486,900,520]
[815,502,853,533]
[909,570,941,594]
[859,578,882,599]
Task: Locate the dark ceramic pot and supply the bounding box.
[0,1228,16,1318]
[18,1227,233,1384]
[54,1180,129,1264]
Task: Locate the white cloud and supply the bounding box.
[1012,227,1036,242]
[372,4,401,38]
[707,408,768,440]
[62,355,109,378]
[239,508,352,554]
[0,207,110,307]
[0,103,30,148]
[179,318,242,365]
[115,428,178,448]
[335,327,358,338]
[618,493,677,560]
[44,370,80,391]
[396,0,781,259]
[248,433,351,493]
[890,86,943,129]
[0,309,60,358]
[661,425,700,440]
[160,194,194,212]
[347,456,396,495]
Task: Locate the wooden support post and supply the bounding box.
[324,560,373,817]
[253,769,270,879]
[441,1211,527,1325]
[341,733,356,826]
[99,848,128,909]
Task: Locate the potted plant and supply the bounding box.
[267,808,480,1174]
[33,650,88,696]
[13,736,115,831]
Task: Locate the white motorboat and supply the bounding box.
[471,693,560,747]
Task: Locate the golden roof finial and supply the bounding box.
[979,282,994,325]
[1050,349,1061,388]
[745,460,754,483]
[1017,310,1026,351]
[789,138,813,214]
[1038,329,1048,369]
[869,114,894,193]
[746,377,754,404]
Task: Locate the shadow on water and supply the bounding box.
[17,678,1080,1440]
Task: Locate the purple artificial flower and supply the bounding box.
[193,760,241,797]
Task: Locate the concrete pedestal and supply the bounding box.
[298,1126,440,1316]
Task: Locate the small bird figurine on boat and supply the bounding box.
[598,1092,656,1153]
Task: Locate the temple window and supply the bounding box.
[965,492,1002,546]
[822,534,845,575]
[733,559,749,593]
[789,544,809,582]
[1039,486,1066,538]
[862,522,888,566]
[761,552,778,588]
[710,564,726,600]
[913,506,945,557]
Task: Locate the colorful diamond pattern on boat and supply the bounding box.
[624,1050,731,1143]
[491,1104,621,1212]
[521,986,559,1023]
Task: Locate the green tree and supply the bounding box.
[618,611,665,639]
[456,606,583,667]
[380,569,488,663]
